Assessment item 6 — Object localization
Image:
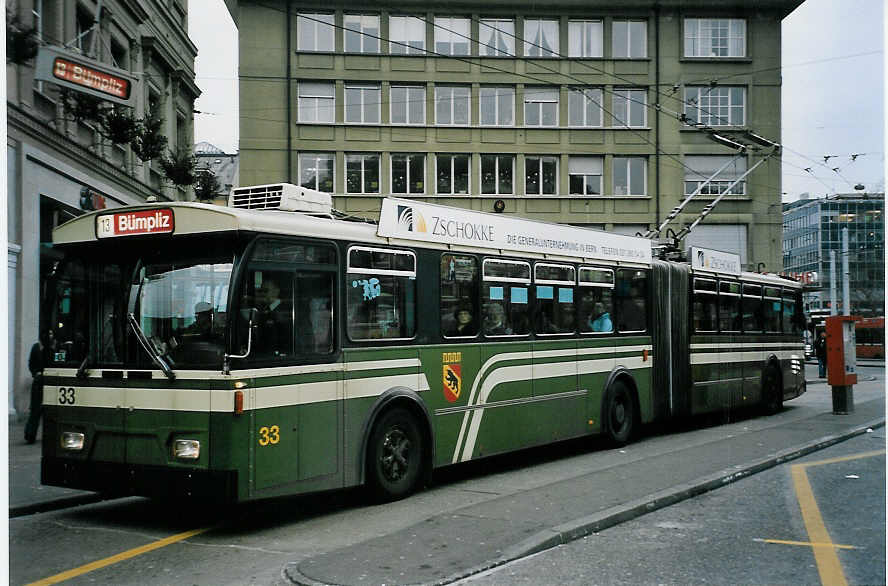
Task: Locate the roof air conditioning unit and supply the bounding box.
[228,183,332,214]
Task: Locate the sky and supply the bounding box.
[187,0,885,200]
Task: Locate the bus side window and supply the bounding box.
[347,247,417,341]
[441,254,479,338]
[615,269,647,333]
[482,259,530,337]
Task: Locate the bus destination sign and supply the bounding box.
[97,209,174,239]
[52,56,130,100]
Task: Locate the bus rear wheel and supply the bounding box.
[367,408,424,501]
[605,380,636,446]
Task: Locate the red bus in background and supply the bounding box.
[856,317,885,359]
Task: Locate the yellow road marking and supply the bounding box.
[26,527,210,586]
[790,449,885,586]
[756,538,858,550]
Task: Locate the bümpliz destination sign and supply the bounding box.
[35,46,137,107]
[378,198,652,265]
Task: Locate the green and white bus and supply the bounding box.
[41,185,806,502]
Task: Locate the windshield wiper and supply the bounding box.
[127,312,176,380]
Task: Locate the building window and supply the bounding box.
[568,87,602,127]
[480,86,514,126]
[390,16,425,55]
[524,87,558,127]
[298,81,335,123]
[480,18,515,56]
[392,153,425,194]
[297,13,334,52]
[612,20,646,58]
[524,18,559,57]
[685,18,746,58]
[569,156,603,195]
[436,154,471,194]
[344,14,380,53]
[525,155,558,195]
[435,16,470,55]
[613,157,646,195]
[684,86,745,126]
[299,153,334,192]
[481,155,514,195]
[568,20,603,58]
[684,155,747,196]
[75,6,94,54]
[110,39,128,70]
[435,85,471,125]
[346,153,380,194]
[345,84,380,124]
[391,85,425,125]
[612,88,647,127]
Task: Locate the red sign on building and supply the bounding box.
[52,57,131,100]
[35,46,137,107]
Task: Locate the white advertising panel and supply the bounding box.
[689,246,741,274]
[377,198,651,264]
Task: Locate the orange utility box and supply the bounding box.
[825,315,859,386]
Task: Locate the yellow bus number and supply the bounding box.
[258,425,280,446]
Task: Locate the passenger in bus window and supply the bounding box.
[484,302,511,336]
[589,302,613,332]
[447,302,477,337]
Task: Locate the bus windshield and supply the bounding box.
[46,236,238,370]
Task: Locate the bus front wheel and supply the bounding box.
[367,408,424,501]
[605,380,636,446]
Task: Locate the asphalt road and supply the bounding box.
[458,430,886,586]
[9,363,885,586]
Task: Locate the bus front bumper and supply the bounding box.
[41,457,239,503]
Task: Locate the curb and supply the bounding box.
[9,493,105,519]
[284,417,885,586]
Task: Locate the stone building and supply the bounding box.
[7,0,200,417]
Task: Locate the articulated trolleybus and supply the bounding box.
[42,184,806,502]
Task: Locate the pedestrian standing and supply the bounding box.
[24,330,52,444]
[814,330,828,378]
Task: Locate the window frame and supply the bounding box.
[612,88,647,128]
[435,85,471,126]
[479,18,516,57]
[568,87,603,128]
[297,81,335,124]
[297,12,335,53]
[344,13,380,53]
[578,266,615,335]
[434,16,471,56]
[481,154,515,195]
[524,87,559,127]
[693,278,719,333]
[344,83,381,125]
[612,157,647,196]
[346,246,418,342]
[482,258,531,338]
[389,15,426,55]
[436,153,471,195]
[390,84,426,125]
[525,155,559,196]
[718,280,741,333]
[298,152,334,192]
[391,153,426,195]
[441,253,480,340]
[568,19,604,58]
[523,18,560,57]
[345,152,381,194]
[534,262,577,337]
[612,19,647,59]
[684,17,746,58]
[568,156,603,196]
[684,86,746,127]
[684,155,747,196]
[480,86,515,126]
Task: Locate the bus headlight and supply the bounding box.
[60,432,85,451]
[173,439,200,460]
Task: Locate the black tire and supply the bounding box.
[762,365,783,415]
[604,380,637,446]
[366,408,424,501]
